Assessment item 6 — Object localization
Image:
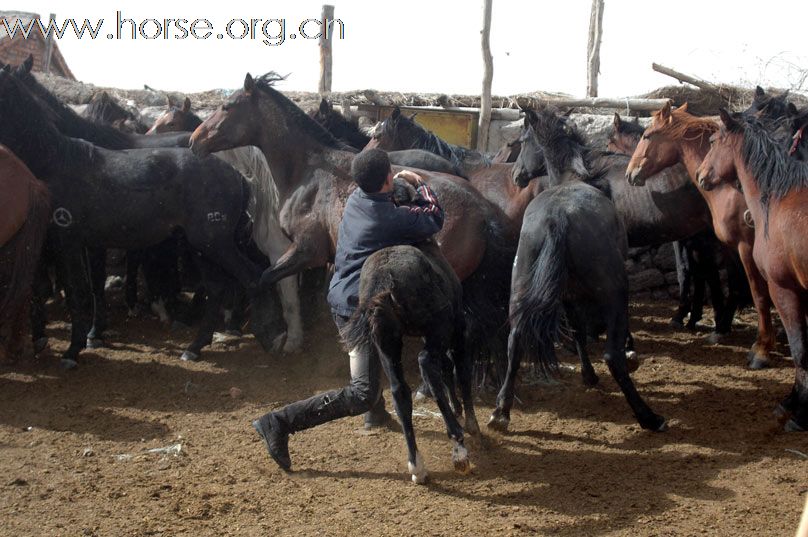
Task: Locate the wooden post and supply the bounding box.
[477,0,494,152]
[651,63,723,95]
[318,5,334,97]
[586,0,604,98]
[42,13,56,75]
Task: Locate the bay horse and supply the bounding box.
[0,145,50,362]
[190,72,515,385]
[488,182,667,433]
[342,182,479,482]
[786,103,808,162]
[608,112,737,333]
[625,102,776,369]
[697,109,808,431]
[83,91,148,134]
[365,107,542,239]
[0,67,266,369]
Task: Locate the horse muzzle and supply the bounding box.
[626,166,645,187]
[696,171,713,191]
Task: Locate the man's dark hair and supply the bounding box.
[351,148,391,193]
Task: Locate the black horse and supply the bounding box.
[342,183,479,483]
[83,91,148,134]
[311,99,466,177]
[488,180,667,433]
[0,67,264,368]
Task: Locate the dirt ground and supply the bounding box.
[0,295,806,537]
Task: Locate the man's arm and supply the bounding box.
[389,172,444,241]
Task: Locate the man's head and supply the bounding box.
[351,148,392,193]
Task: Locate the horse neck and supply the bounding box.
[676,135,710,183]
[734,152,766,230]
[6,121,86,178]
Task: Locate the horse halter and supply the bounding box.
[789,120,808,156]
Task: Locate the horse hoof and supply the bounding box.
[655,420,669,433]
[86,337,105,349]
[747,356,771,370]
[59,358,78,370]
[581,370,600,386]
[669,318,684,329]
[783,419,806,432]
[465,416,481,436]
[452,445,471,475]
[270,333,286,353]
[625,350,640,373]
[33,337,48,354]
[282,335,304,354]
[170,320,190,331]
[486,412,510,433]
[180,351,200,362]
[408,453,428,485]
[705,333,725,345]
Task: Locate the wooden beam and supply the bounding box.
[477,0,494,152]
[652,63,723,95]
[42,13,56,75]
[318,5,334,96]
[514,96,671,112]
[586,0,604,98]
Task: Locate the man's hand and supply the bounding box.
[393,170,423,187]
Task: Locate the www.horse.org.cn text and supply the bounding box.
[0,11,345,47]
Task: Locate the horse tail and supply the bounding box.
[461,213,516,387]
[509,216,569,377]
[342,291,396,353]
[234,176,254,249]
[0,179,51,326]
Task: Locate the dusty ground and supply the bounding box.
[0,296,806,537]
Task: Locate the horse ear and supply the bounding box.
[22,54,33,73]
[613,112,621,129]
[679,102,689,113]
[659,101,672,122]
[319,98,330,115]
[787,102,798,116]
[182,97,191,113]
[718,108,740,132]
[409,112,418,120]
[755,85,765,98]
[165,95,173,109]
[524,108,538,125]
[244,73,255,93]
[391,107,401,120]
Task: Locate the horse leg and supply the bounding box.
[671,240,691,328]
[180,260,229,362]
[30,261,50,353]
[604,302,667,431]
[449,315,480,435]
[55,239,93,369]
[488,328,522,432]
[419,342,471,475]
[739,244,776,369]
[86,248,108,348]
[687,245,707,330]
[766,284,808,431]
[265,228,304,353]
[565,303,599,386]
[125,249,142,317]
[375,331,426,484]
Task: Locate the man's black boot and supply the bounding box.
[252,412,291,471]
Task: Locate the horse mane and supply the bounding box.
[653,108,717,143]
[530,107,610,194]
[616,117,645,138]
[737,113,808,211]
[84,92,136,123]
[380,110,490,168]
[12,65,132,149]
[744,87,791,121]
[252,72,347,151]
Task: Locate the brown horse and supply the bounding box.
[0,144,50,362]
[190,72,514,380]
[697,109,808,431]
[625,103,776,369]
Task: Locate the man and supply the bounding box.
[252,148,444,471]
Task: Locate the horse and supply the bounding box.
[487,181,667,433]
[696,109,808,431]
[608,111,738,333]
[365,107,542,238]
[786,103,808,161]
[83,91,148,134]
[190,72,515,386]
[0,66,267,369]
[491,139,521,163]
[310,99,467,177]
[341,182,479,483]
[625,102,777,369]
[744,86,792,121]
[0,145,50,362]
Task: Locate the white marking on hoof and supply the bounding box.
[452,441,471,474]
[784,419,806,433]
[625,350,640,373]
[151,300,170,325]
[655,420,669,432]
[282,333,303,353]
[487,412,510,433]
[180,351,199,362]
[223,309,233,326]
[408,452,428,484]
[271,332,287,353]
